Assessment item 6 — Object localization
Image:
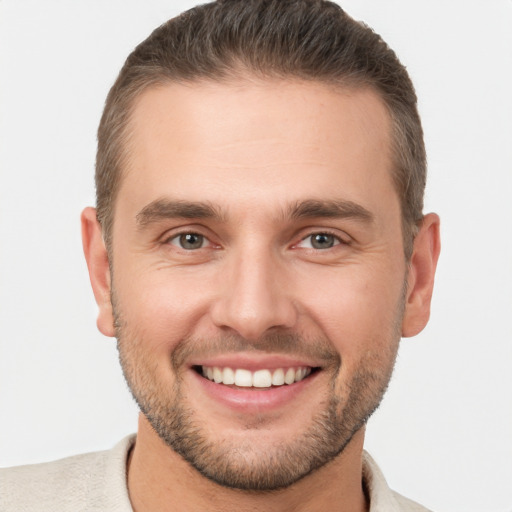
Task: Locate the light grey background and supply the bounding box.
[1,2,511,511]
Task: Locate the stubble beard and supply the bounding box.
[114,294,403,491]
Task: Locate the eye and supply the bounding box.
[297,233,341,250]
[169,233,208,250]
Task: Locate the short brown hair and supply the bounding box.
[96,0,426,257]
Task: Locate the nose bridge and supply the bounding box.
[211,239,297,340]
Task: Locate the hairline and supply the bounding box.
[101,73,420,259]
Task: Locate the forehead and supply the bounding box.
[118,78,396,220]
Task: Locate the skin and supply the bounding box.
[82,78,440,512]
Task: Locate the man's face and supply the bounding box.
[108,79,408,489]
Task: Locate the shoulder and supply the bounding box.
[363,451,434,512]
[0,435,135,512]
[391,491,434,512]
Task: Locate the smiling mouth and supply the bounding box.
[193,365,319,388]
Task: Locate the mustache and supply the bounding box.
[171,331,341,370]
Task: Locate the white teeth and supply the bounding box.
[284,368,295,385]
[271,368,285,386]
[296,367,309,382]
[213,367,223,383]
[299,368,312,381]
[201,365,312,387]
[234,369,253,387]
[222,367,235,385]
[253,369,272,388]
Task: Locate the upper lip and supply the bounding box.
[189,354,324,371]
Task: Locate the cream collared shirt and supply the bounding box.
[0,435,432,511]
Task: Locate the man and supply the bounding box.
[0,0,440,510]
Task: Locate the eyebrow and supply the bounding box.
[136,199,224,228]
[287,199,374,223]
[135,197,374,228]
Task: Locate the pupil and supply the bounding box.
[312,233,334,249]
[180,233,203,249]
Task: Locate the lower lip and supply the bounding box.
[190,369,319,412]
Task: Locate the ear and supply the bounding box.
[402,213,441,337]
[81,207,115,337]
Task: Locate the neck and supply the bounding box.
[127,414,369,512]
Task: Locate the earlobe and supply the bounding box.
[401,213,441,338]
[81,207,115,337]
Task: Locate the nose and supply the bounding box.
[210,247,298,341]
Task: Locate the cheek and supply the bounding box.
[297,265,405,355]
[113,266,212,352]
[301,270,403,405]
